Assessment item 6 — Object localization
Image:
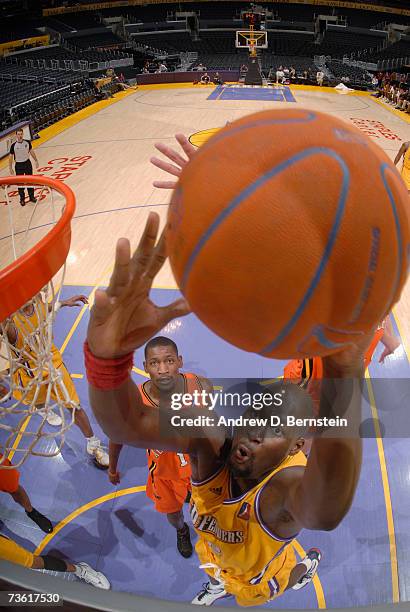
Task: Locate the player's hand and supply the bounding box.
[150,133,196,189]
[379,336,400,363]
[62,295,88,308]
[108,470,120,485]
[87,212,190,359]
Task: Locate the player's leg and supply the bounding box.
[192,575,228,605]
[191,538,228,605]
[14,162,26,205]
[169,478,193,558]
[72,405,109,469]
[49,362,109,469]
[286,548,322,591]
[32,555,110,589]
[10,486,53,533]
[147,476,193,558]
[167,509,193,558]
[24,160,36,203]
[166,510,184,529]
[0,458,53,533]
[0,535,109,589]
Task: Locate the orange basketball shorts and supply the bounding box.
[0,457,20,494]
[146,475,191,514]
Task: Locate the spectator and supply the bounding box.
[213,71,223,85]
[316,70,324,86]
[289,66,296,81]
[159,62,168,72]
[371,75,378,89]
[302,69,308,81]
[276,66,285,84]
[200,72,210,84]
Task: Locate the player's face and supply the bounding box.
[228,411,303,480]
[16,131,23,142]
[144,346,183,392]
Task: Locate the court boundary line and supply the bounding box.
[365,372,400,603]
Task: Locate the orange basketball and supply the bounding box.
[166,109,410,358]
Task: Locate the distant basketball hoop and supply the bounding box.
[235,30,268,50]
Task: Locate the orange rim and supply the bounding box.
[0,176,75,320]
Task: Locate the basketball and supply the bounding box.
[167,108,410,358]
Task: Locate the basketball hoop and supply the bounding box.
[0,176,76,468]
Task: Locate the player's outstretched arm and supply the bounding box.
[86,213,215,453]
[286,339,371,531]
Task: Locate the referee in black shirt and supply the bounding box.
[8,128,39,206]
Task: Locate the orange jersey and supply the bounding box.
[139,373,205,481]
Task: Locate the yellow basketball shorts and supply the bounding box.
[195,538,297,607]
[12,361,79,407]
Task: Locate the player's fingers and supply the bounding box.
[153,180,178,189]
[106,238,131,297]
[150,156,182,178]
[144,229,167,281]
[154,142,187,167]
[90,289,115,323]
[158,298,191,327]
[175,133,196,159]
[130,212,160,278]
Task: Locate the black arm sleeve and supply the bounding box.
[9,143,15,157]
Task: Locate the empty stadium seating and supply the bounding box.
[326,60,372,84]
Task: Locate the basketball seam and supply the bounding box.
[260,150,350,355]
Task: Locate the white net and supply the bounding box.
[0,179,76,468]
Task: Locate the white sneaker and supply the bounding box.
[37,409,63,427]
[292,548,322,590]
[192,582,229,605]
[86,437,109,469]
[74,562,110,589]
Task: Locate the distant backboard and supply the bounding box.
[235,31,268,49]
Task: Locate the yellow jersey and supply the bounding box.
[190,451,307,605]
[10,301,78,406]
[11,301,62,371]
